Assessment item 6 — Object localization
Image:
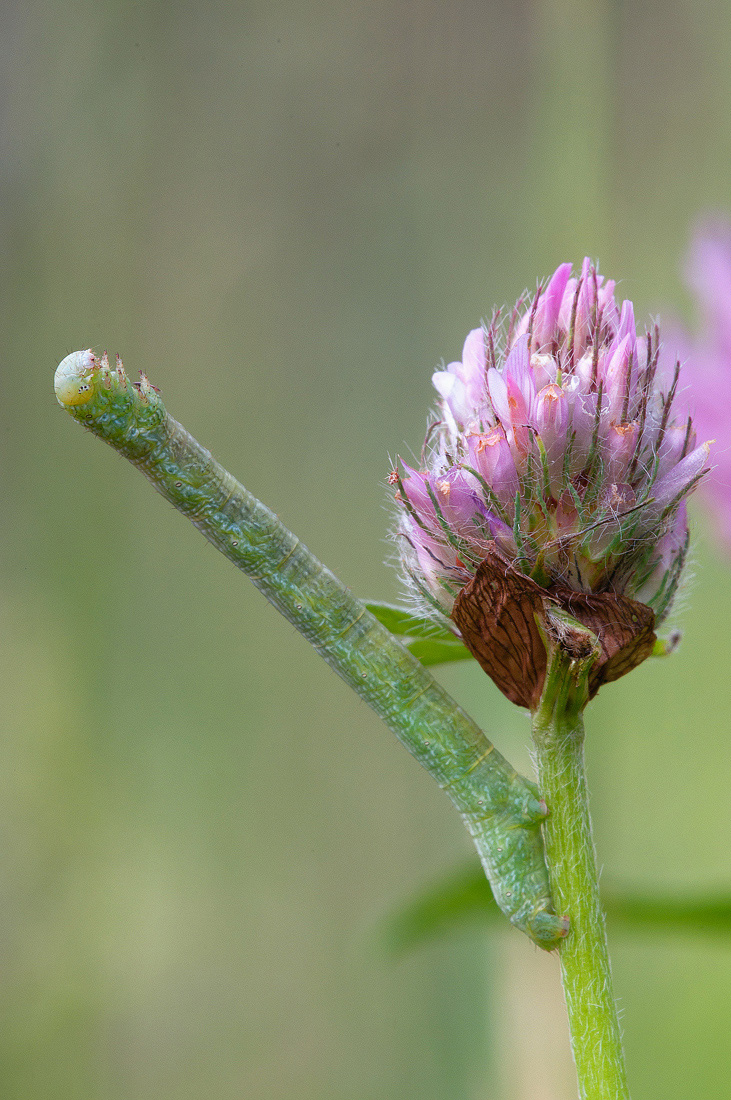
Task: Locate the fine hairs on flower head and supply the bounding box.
[390,259,712,708]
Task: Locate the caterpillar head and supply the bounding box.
[54,349,98,407]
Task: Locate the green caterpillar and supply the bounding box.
[55,349,569,949]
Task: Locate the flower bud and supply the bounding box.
[391,261,711,707]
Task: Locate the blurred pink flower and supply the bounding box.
[673,221,731,548]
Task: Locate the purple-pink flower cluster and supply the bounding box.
[392,260,711,626]
[672,222,731,549]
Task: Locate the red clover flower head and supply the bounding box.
[391,260,711,708]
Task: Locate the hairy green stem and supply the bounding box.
[54,351,567,947]
[532,614,629,1098]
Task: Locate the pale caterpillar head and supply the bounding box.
[54,349,97,407]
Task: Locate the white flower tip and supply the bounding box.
[54,349,97,407]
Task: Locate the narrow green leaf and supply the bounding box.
[382,864,500,954]
[364,602,474,665]
[363,601,456,640]
[405,637,475,666]
[382,861,731,954]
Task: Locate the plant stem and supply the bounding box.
[532,618,630,1099]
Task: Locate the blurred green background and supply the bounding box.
[3,0,731,1097]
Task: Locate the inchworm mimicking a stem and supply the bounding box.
[55,349,568,948]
